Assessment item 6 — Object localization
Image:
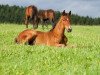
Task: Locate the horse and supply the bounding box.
[15,10,72,47]
[37,9,55,29]
[25,5,38,29]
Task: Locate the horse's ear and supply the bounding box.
[62,10,65,15]
[69,11,71,15]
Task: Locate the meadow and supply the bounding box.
[0,23,100,75]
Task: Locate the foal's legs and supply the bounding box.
[61,35,68,46]
[21,35,34,45]
[63,35,68,46]
[55,43,65,47]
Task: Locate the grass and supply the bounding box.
[0,23,100,75]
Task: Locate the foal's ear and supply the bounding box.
[69,11,71,15]
[62,10,66,15]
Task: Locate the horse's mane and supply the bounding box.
[47,9,54,12]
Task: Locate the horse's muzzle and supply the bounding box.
[67,28,72,32]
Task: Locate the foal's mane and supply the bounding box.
[49,20,58,31]
[49,15,62,31]
[49,11,69,31]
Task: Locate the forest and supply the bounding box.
[0,4,100,25]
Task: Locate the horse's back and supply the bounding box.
[25,5,38,17]
[38,9,55,19]
[47,9,55,19]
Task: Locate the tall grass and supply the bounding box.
[0,24,100,75]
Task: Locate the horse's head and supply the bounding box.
[61,10,72,32]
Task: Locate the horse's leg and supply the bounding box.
[37,18,41,28]
[25,16,29,28]
[42,19,45,30]
[45,20,48,29]
[34,16,38,29]
[32,18,35,29]
[36,19,39,29]
[50,18,54,28]
[42,24,44,30]
[43,19,48,29]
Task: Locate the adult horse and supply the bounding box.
[15,10,72,47]
[37,9,55,29]
[25,5,38,29]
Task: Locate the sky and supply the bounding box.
[0,0,100,18]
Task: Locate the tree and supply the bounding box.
[0,4,100,25]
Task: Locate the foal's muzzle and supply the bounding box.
[67,28,72,32]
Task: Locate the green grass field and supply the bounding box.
[0,23,100,75]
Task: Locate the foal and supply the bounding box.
[15,10,72,47]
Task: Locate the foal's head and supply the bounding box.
[61,10,72,32]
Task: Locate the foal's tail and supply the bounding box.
[14,37,18,44]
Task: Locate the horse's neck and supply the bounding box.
[52,20,65,37]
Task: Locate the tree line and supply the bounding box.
[0,4,100,25]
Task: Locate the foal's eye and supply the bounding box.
[67,18,69,21]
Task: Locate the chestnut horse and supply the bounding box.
[37,9,55,29]
[25,5,38,29]
[15,10,72,47]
